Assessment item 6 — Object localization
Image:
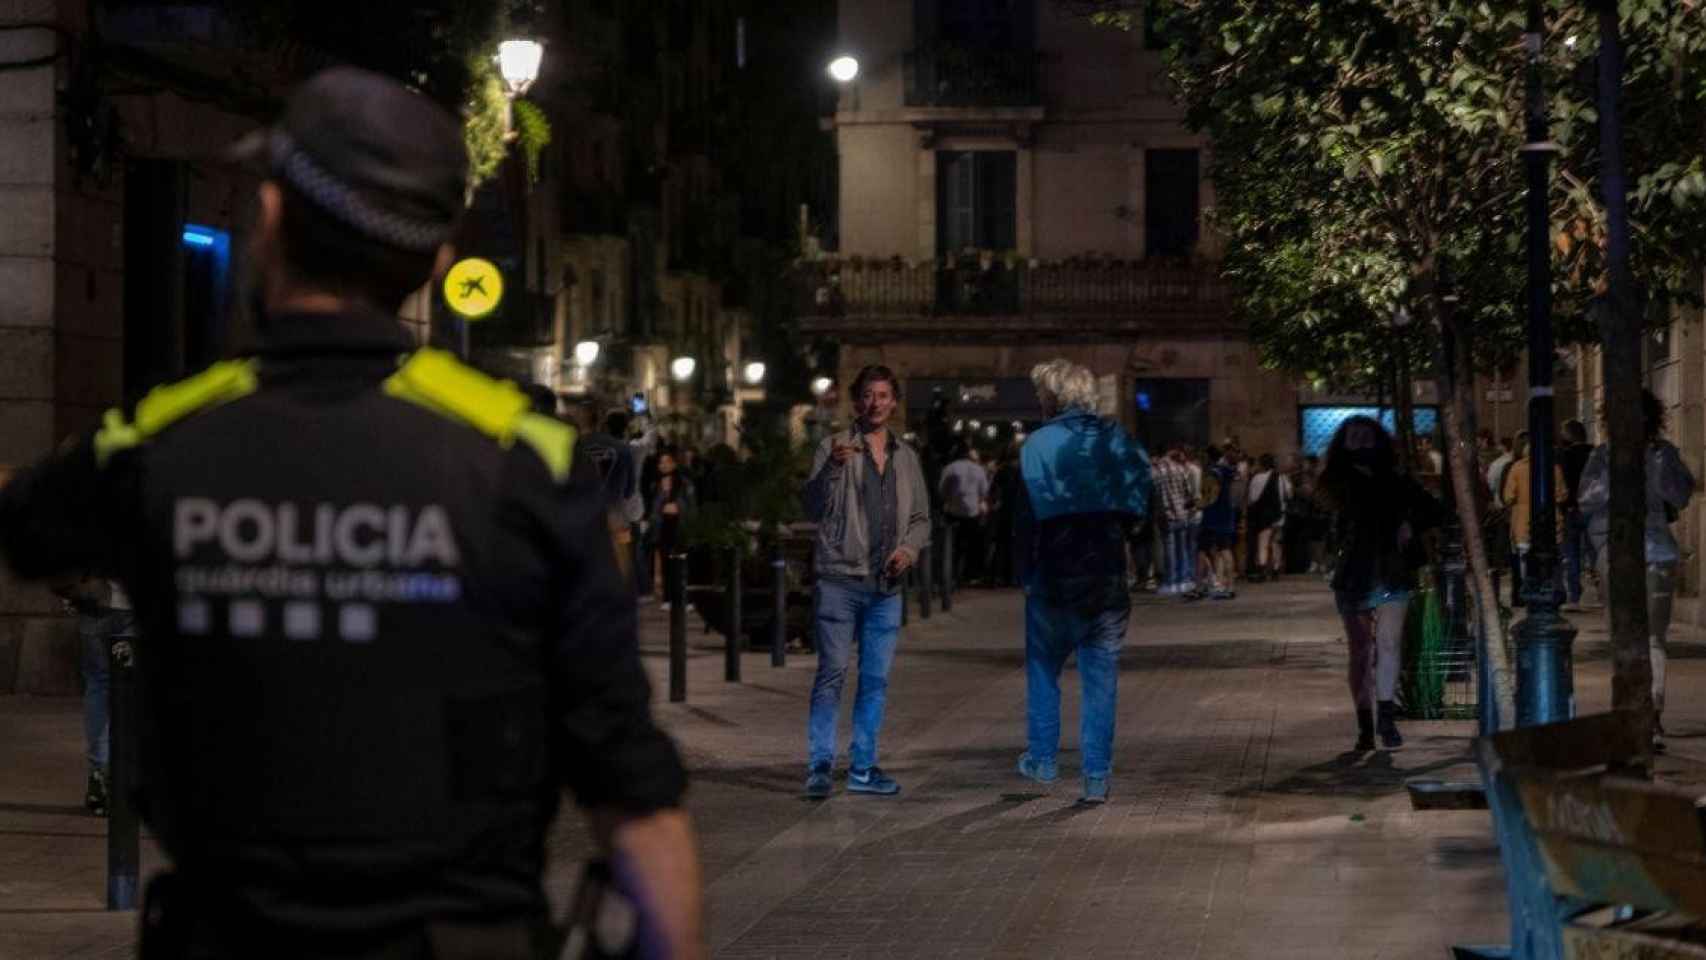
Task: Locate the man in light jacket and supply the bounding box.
[1014,359,1152,803]
[800,364,932,797]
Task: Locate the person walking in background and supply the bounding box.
[988,445,1022,587]
[1579,390,1696,750]
[1319,417,1447,752]
[940,443,991,587]
[1184,448,1206,599]
[1486,435,1517,497]
[1230,451,1252,582]
[1558,419,1595,610]
[1198,447,1238,599]
[1501,435,1566,608]
[1246,454,1290,581]
[47,575,134,817]
[1153,444,1196,597]
[1488,433,1525,606]
[648,447,696,611]
[800,365,931,798]
[1014,359,1151,804]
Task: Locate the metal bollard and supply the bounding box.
[668,552,687,703]
[770,544,787,667]
[918,544,932,619]
[725,546,742,683]
[939,522,954,613]
[107,634,139,911]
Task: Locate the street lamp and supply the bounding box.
[497,39,544,95]
[1513,0,1573,729]
[574,340,601,367]
[742,361,767,386]
[827,55,860,83]
[670,356,697,382]
[811,375,834,397]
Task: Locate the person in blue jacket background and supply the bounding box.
[1014,359,1152,803]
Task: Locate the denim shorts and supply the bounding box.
[1336,587,1410,615]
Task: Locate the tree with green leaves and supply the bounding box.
[1075,0,1706,726]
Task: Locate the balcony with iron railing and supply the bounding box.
[904,44,1042,109]
[793,256,1234,341]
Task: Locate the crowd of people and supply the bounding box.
[920,438,1333,601]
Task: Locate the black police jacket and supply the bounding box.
[0,311,686,942]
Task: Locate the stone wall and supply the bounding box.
[0,0,261,693]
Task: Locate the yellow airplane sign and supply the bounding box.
[443,258,504,321]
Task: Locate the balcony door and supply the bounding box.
[937,150,1016,254]
[1145,149,1200,258]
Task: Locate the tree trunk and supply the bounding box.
[1597,1,1653,715]
[1433,285,1517,730]
[1395,340,1418,477]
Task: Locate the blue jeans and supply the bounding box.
[78,610,132,773]
[1165,524,1192,586]
[1025,594,1128,779]
[1562,509,1590,603]
[808,580,902,772]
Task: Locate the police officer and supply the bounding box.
[0,68,703,959]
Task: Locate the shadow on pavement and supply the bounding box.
[1227,749,1474,800]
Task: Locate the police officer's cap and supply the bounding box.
[230,67,467,253]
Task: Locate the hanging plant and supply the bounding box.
[510,97,552,185]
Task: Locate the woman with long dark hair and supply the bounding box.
[1318,416,1447,751]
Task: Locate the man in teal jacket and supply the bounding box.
[1014,360,1152,803]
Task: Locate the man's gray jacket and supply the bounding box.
[801,429,932,580]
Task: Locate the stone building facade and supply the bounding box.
[798,0,1300,457]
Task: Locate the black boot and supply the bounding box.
[1377,701,1403,749]
[1355,708,1375,752]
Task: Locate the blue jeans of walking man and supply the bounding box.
[808,580,902,776]
[1024,596,1128,782]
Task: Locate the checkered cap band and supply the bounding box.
[269,133,451,253]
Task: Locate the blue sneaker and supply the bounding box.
[1081,776,1110,804]
[804,766,832,798]
[1017,753,1058,783]
[846,766,900,795]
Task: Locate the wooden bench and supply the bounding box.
[1465,710,1706,959]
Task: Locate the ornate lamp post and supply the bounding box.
[1512,0,1574,727]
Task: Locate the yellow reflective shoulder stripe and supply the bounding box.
[93,359,259,467]
[134,360,259,437]
[383,348,574,482]
[382,348,531,444]
[513,414,576,483]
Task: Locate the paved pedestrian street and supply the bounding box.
[7,580,1706,958]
